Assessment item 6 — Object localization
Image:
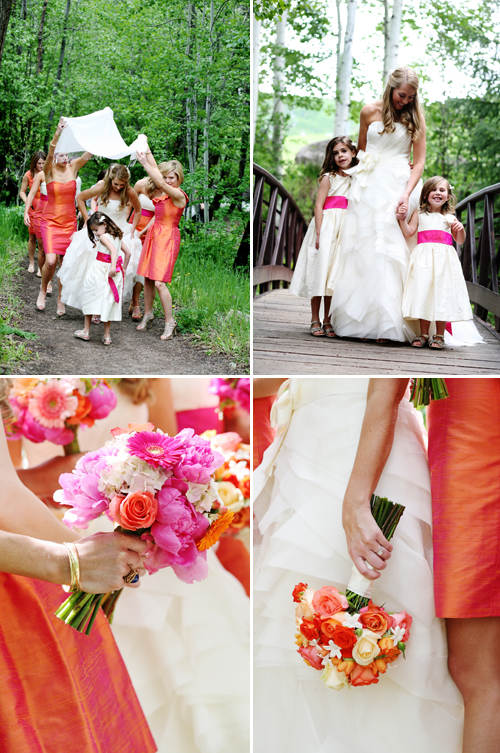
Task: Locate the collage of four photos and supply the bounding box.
[1,0,500,751]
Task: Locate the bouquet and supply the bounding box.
[293,495,411,688]
[205,431,250,535]
[5,378,117,454]
[410,378,448,407]
[54,422,233,634]
[209,378,250,417]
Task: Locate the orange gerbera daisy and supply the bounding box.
[196,509,235,551]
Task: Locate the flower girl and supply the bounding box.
[74,212,130,346]
[289,136,357,337]
[398,176,472,349]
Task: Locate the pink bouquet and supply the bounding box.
[54,422,233,634]
[293,583,412,689]
[209,378,250,416]
[6,378,117,454]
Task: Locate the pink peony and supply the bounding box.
[87,384,117,420]
[127,431,185,469]
[27,380,78,429]
[234,379,250,413]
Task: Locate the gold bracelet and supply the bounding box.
[49,142,58,148]
[63,542,81,591]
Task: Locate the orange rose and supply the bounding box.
[240,476,250,499]
[319,618,343,641]
[67,390,94,427]
[300,618,319,642]
[330,625,358,658]
[312,586,348,618]
[349,662,379,687]
[110,490,158,530]
[378,637,402,663]
[359,601,394,635]
[225,506,251,534]
[292,582,309,603]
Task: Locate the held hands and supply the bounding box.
[342,500,393,580]
[71,532,148,593]
[396,195,409,218]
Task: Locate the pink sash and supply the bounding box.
[417,230,453,246]
[324,196,348,210]
[96,252,124,303]
[141,209,154,217]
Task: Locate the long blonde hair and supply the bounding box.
[381,66,423,142]
[145,160,184,195]
[100,164,131,210]
[117,378,155,405]
[0,379,13,423]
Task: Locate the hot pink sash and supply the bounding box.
[141,208,154,217]
[417,230,453,246]
[324,196,348,210]
[96,252,124,302]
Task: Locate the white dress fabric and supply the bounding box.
[330,122,421,341]
[55,107,147,159]
[132,193,156,286]
[254,378,463,753]
[82,233,124,322]
[289,173,351,298]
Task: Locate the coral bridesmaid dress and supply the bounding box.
[41,181,77,255]
[0,574,156,752]
[33,182,48,241]
[24,171,39,235]
[128,193,155,245]
[427,378,500,618]
[137,191,188,283]
[253,395,276,469]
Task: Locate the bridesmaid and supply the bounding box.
[19,151,46,273]
[25,118,92,314]
[135,148,188,340]
[428,378,500,753]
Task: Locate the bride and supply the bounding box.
[253,377,463,753]
[330,66,425,342]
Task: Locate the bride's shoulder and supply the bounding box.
[360,101,382,121]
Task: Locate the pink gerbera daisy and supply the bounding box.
[127,431,185,469]
[28,380,79,428]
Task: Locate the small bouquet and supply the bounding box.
[209,378,250,418]
[410,378,448,407]
[54,422,233,634]
[5,378,117,454]
[205,431,250,535]
[293,495,411,688]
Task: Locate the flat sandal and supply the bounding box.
[310,320,325,337]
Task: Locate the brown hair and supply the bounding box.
[87,211,124,247]
[29,151,46,178]
[380,66,423,142]
[319,136,358,179]
[419,176,456,215]
[100,164,131,211]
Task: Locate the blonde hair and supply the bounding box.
[381,66,423,142]
[117,378,155,405]
[419,176,456,215]
[0,378,14,423]
[146,159,185,195]
[100,164,131,211]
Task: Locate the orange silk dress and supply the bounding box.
[137,191,188,283]
[41,181,77,255]
[24,171,39,235]
[0,573,157,752]
[427,378,500,618]
[128,204,155,245]
[253,396,277,469]
[33,191,48,240]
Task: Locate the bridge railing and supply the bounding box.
[456,183,500,333]
[253,163,308,296]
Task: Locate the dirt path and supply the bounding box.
[7,265,236,375]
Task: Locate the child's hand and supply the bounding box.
[396,207,407,221]
[315,232,320,250]
[451,219,464,234]
[108,266,117,278]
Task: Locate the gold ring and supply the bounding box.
[123,567,140,584]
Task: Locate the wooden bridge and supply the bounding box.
[253,164,500,375]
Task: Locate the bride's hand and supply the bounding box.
[396,196,408,217]
[342,499,393,580]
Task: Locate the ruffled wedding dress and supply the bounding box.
[254,378,463,753]
[330,122,421,341]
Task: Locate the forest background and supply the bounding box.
[253,0,500,219]
[0,0,250,369]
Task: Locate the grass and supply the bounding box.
[0,206,37,372]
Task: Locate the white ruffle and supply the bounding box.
[254,377,463,753]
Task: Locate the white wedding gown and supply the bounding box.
[330,122,421,341]
[254,378,463,753]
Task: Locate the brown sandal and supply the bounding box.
[411,335,429,348]
[429,334,445,349]
[310,320,325,337]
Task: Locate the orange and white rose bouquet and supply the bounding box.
[203,431,250,536]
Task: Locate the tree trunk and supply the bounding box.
[251,14,261,154]
[203,0,214,225]
[36,0,49,74]
[45,0,71,149]
[271,10,287,179]
[334,0,357,136]
[384,0,404,80]
[0,0,13,69]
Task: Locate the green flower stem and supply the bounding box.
[65,591,94,624]
[55,590,84,620]
[63,433,81,456]
[85,594,105,635]
[410,378,449,407]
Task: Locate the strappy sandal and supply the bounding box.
[74,329,90,341]
[160,320,177,340]
[411,335,429,348]
[102,336,112,346]
[137,312,154,331]
[310,320,325,337]
[429,334,445,350]
[322,323,336,338]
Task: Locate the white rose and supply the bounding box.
[321,663,348,690]
[352,630,381,666]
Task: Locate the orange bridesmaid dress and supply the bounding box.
[253,396,276,469]
[24,171,39,235]
[41,181,77,255]
[427,378,500,618]
[137,191,188,283]
[33,190,48,240]
[0,573,157,752]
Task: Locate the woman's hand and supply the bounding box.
[55,117,66,136]
[315,232,321,250]
[16,452,84,507]
[23,210,31,227]
[342,496,393,579]
[396,194,409,217]
[73,532,148,592]
[135,150,148,167]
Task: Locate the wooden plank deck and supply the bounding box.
[253,289,500,375]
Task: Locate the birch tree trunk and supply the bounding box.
[45,0,72,147]
[334,0,357,135]
[203,0,214,225]
[383,0,404,81]
[251,14,261,155]
[36,0,49,73]
[272,10,287,180]
[0,0,13,69]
